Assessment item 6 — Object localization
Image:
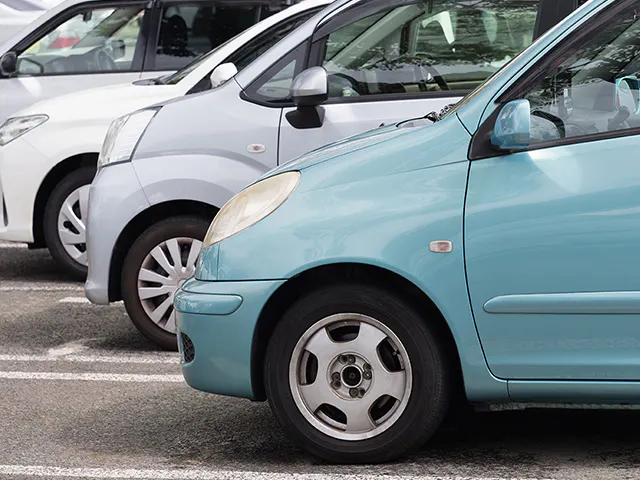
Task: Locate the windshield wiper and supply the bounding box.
[425,103,456,123]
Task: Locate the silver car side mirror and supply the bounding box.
[291,66,329,107]
[210,63,238,89]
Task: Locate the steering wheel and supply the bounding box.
[94,50,118,72]
[328,72,362,96]
[532,110,566,138]
[398,53,450,91]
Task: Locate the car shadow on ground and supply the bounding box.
[0,245,79,284]
[2,295,162,352]
[58,385,640,475]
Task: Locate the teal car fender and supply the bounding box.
[198,115,509,403]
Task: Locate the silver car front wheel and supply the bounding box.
[137,237,202,334]
[121,215,210,350]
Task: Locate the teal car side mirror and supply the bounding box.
[491,99,531,151]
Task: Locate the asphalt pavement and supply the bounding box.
[1,241,640,480]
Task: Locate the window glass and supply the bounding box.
[227,9,320,72]
[155,4,260,71]
[17,6,146,75]
[524,3,640,144]
[321,0,539,99]
[244,43,307,104]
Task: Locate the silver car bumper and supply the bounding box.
[85,162,150,305]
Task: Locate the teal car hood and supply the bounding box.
[267,121,423,178]
[267,115,470,187]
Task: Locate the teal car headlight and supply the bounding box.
[203,171,300,248]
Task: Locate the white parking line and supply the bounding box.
[0,465,541,480]
[0,372,184,382]
[0,284,83,292]
[0,354,178,364]
[0,241,27,248]
[58,297,91,303]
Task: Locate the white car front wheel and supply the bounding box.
[43,167,95,279]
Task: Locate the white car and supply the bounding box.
[0,0,46,45]
[0,0,291,126]
[0,0,329,277]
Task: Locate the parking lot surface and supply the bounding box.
[1,241,640,480]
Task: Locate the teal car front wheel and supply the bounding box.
[265,284,451,463]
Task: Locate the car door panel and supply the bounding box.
[465,136,640,381]
[278,97,458,164]
[278,0,545,164]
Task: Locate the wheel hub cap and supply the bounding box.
[341,365,362,388]
[137,237,202,334]
[57,185,90,266]
[289,314,412,441]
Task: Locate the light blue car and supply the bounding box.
[175,0,640,464]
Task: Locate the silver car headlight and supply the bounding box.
[0,115,49,146]
[98,109,158,170]
[203,171,300,248]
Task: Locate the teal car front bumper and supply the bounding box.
[174,278,285,400]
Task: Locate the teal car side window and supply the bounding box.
[521,1,640,144]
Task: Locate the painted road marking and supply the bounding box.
[0,372,183,382]
[0,241,27,248]
[0,354,178,364]
[0,465,544,479]
[0,283,83,292]
[57,297,123,305]
[58,297,91,303]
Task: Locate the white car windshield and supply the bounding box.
[161,33,240,85]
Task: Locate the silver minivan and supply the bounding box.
[86,0,580,349]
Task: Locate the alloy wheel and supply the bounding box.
[137,237,202,333]
[289,313,413,441]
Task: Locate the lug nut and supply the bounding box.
[347,355,356,364]
[331,372,340,381]
[358,388,366,398]
[332,380,341,389]
[363,370,372,380]
[339,355,349,364]
[349,388,359,398]
[363,363,371,371]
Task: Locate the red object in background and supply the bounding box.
[48,36,79,49]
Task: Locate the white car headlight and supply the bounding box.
[203,171,300,247]
[0,115,49,146]
[98,109,158,170]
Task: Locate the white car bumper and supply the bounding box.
[0,136,49,243]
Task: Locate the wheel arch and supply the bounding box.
[250,262,464,402]
[107,200,218,301]
[32,153,98,248]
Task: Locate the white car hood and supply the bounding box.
[16,80,182,122]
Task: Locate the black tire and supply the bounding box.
[43,166,96,279]
[121,215,210,351]
[265,284,451,463]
